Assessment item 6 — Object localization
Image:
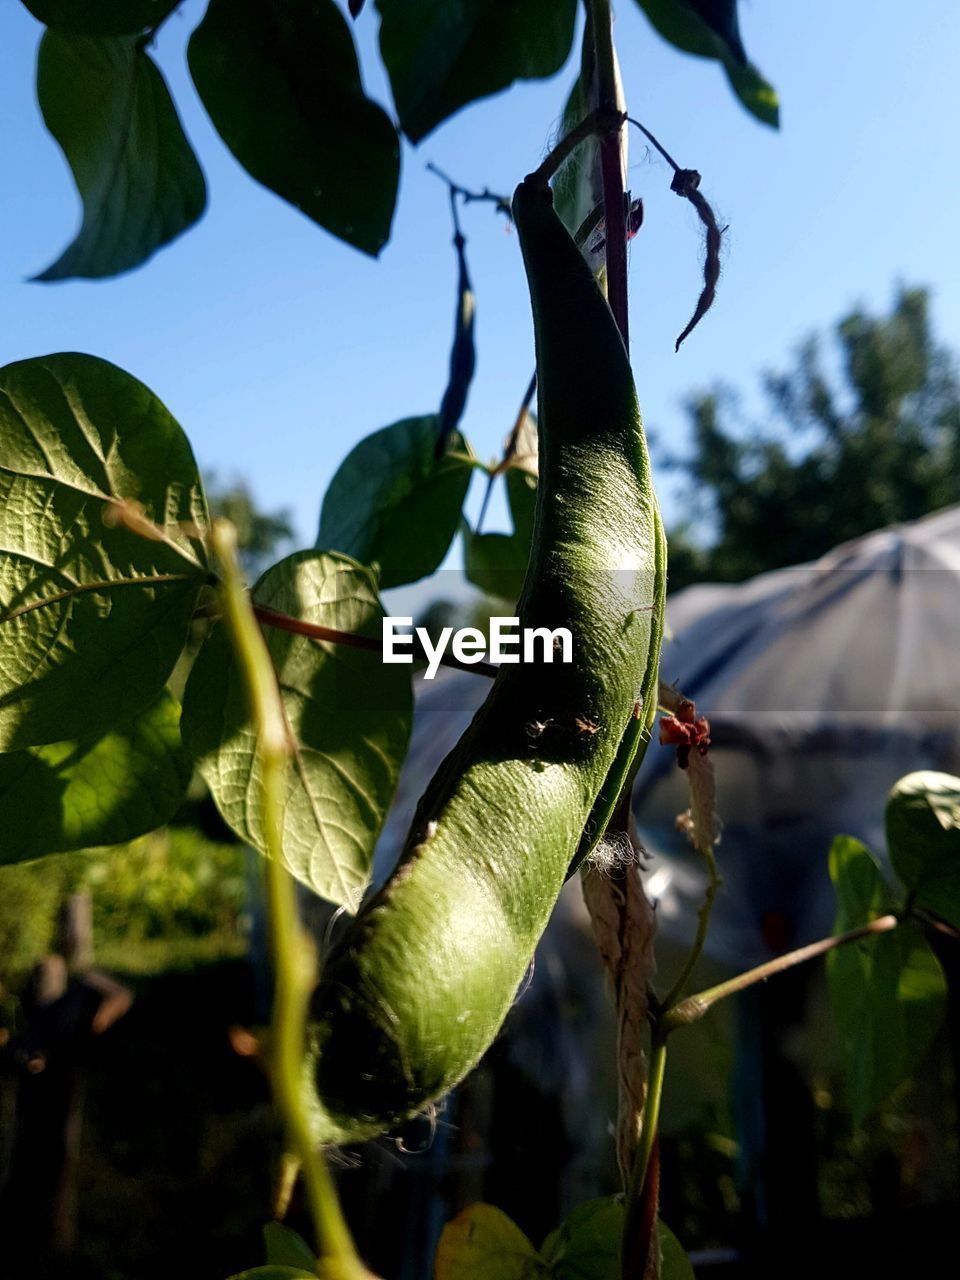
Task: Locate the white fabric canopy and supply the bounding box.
[375,505,960,968]
[638,503,960,965]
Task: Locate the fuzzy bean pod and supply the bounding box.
[307,177,666,1144]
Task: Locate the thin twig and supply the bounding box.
[253,602,500,679]
[475,370,538,534]
[661,846,720,1012]
[425,163,511,219]
[912,904,960,943]
[665,914,900,1029]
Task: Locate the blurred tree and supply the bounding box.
[205,474,296,578]
[664,287,960,589]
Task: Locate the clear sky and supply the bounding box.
[1,0,959,560]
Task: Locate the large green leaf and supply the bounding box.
[685,1,746,63]
[436,1198,692,1280]
[541,1197,693,1280]
[541,1198,621,1279]
[376,0,577,143]
[887,771,960,931]
[658,1222,696,1280]
[0,689,190,864]
[633,1,778,127]
[317,418,474,589]
[35,32,206,280]
[262,1224,317,1272]
[435,1203,546,1280]
[21,1,179,34]
[226,1270,316,1280]
[0,354,209,751]
[189,0,399,257]
[827,835,946,1127]
[182,551,412,908]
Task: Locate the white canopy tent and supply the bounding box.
[377,504,960,970]
[637,502,960,968]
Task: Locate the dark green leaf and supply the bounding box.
[435,1203,546,1280]
[189,0,399,256]
[887,771,960,931]
[831,832,889,924]
[633,1,778,127]
[262,1223,317,1272]
[506,465,537,544]
[182,551,412,908]
[21,1,179,35]
[0,690,190,865]
[317,418,474,589]
[226,1269,316,1280]
[722,59,779,128]
[658,1222,695,1280]
[541,1197,621,1278]
[463,468,536,602]
[0,354,209,751]
[827,835,946,1126]
[376,0,577,143]
[686,1,746,64]
[35,32,206,280]
[540,1198,693,1280]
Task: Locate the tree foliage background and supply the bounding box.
[664,287,960,589]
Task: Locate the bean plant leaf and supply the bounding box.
[827,835,947,1127]
[376,0,578,143]
[463,469,536,602]
[435,1203,546,1280]
[182,551,412,909]
[540,1197,693,1280]
[317,418,474,589]
[658,1222,696,1280]
[0,354,209,751]
[188,0,399,256]
[632,1,778,127]
[34,32,206,280]
[886,771,960,931]
[541,1198,621,1278]
[685,1,747,64]
[262,1224,317,1272]
[20,1,180,34]
[0,689,190,865]
[226,1270,317,1280]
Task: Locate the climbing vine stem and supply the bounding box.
[211,520,367,1280]
[664,913,900,1030]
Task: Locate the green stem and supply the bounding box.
[211,520,366,1280]
[621,1028,667,1275]
[665,913,900,1030]
[253,602,499,679]
[661,846,720,1012]
[590,0,629,345]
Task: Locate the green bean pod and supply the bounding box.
[307,177,666,1144]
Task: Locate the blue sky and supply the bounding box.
[1,0,959,564]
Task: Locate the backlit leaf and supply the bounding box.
[35,32,206,280]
